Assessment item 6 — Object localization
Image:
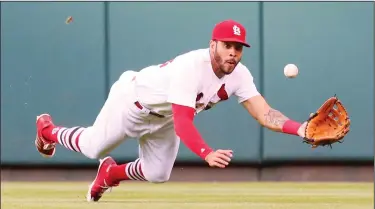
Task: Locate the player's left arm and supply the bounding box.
[234,67,306,137]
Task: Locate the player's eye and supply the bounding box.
[235,45,243,51]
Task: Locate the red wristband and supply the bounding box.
[282,120,302,136]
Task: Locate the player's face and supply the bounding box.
[211,41,243,76]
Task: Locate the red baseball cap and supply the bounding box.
[211,19,250,47]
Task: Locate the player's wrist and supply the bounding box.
[282,119,302,136]
[200,148,214,160]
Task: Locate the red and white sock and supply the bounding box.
[42,126,84,153]
[109,158,147,182]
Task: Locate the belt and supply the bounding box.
[134,101,165,118]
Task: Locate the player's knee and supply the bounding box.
[146,171,171,183]
[80,136,113,160]
[84,151,101,160]
[83,147,106,160]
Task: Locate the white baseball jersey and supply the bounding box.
[133,48,260,115]
[76,48,261,182]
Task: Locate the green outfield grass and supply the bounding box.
[1,182,373,209]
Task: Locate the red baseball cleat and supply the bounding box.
[86,156,120,202]
[35,113,56,158]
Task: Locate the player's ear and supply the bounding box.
[209,40,216,50]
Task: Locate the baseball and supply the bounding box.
[284,64,299,78]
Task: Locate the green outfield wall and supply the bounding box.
[1,2,373,165]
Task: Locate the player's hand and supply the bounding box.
[297,113,316,138]
[297,121,307,138]
[205,149,233,168]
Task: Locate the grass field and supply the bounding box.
[1,182,373,209]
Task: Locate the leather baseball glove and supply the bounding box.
[303,95,351,148]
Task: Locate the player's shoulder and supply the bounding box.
[174,48,210,64]
[233,62,253,77]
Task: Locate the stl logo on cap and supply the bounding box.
[211,19,251,47]
[233,25,241,36]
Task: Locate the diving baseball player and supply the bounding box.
[35,19,308,202]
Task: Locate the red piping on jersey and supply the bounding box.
[172,104,213,160]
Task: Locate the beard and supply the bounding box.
[213,50,240,75]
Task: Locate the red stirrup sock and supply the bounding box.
[42,126,85,153]
[109,158,147,182]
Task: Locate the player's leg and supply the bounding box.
[138,124,180,183]
[111,120,180,183]
[86,120,180,202]
[86,155,148,202]
[35,71,137,160]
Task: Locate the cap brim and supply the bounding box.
[215,38,251,47]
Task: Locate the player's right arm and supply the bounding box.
[166,56,232,168]
[171,104,232,168]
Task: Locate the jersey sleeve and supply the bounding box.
[235,66,260,103]
[166,55,200,108]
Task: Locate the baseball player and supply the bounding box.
[35,19,307,202]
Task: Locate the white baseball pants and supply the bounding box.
[78,71,180,183]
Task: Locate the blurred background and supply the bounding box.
[1,2,373,182]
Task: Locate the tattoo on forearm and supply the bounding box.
[264,109,288,128]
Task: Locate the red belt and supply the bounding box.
[134,101,165,118]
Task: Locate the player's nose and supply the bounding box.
[228,48,238,57]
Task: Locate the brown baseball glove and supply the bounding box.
[303,95,351,148]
